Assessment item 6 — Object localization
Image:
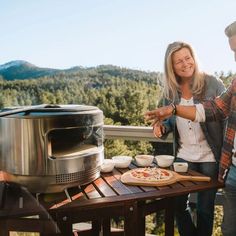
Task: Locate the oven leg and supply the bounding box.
[64,188,72,202]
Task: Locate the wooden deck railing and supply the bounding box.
[103,125,173,142]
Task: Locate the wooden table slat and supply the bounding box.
[102,174,133,195]
[93,177,117,197]
[178,180,197,187]
[111,168,143,193]
[82,183,101,199]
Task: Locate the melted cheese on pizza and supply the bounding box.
[130,167,173,181]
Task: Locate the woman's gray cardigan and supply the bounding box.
[159,75,226,162]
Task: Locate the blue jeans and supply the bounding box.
[174,159,218,236]
[221,165,236,236]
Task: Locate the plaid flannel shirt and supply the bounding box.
[204,78,236,182]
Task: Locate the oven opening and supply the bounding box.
[47,126,103,158]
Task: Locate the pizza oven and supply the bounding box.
[0,104,104,193]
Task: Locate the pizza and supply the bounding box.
[130,167,173,182]
[121,167,210,186]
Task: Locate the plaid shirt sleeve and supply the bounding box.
[204,78,236,182]
[204,85,232,122]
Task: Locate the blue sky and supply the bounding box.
[1,0,236,74]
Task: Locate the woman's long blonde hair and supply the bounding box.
[163,41,205,101]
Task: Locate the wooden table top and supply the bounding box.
[0,162,224,236]
[44,161,224,214]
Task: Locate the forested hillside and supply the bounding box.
[0,65,234,127]
[0,65,164,126]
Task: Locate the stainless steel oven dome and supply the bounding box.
[0,104,104,193]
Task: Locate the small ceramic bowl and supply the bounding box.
[155,155,175,168]
[173,162,188,173]
[112,156,132,168]
[100,159,115,173]
[135,155,154,167]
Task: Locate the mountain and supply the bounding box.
[0,60,32,70]
[0,60,63,80]
[0,60,160,82]
[0,61,126,81]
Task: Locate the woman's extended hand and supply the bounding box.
[145,104,197,123]
[144,105,173,124]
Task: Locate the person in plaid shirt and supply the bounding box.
[145,20,236,236]
[203,79,236,183]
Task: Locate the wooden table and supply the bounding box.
[0,162,224,236]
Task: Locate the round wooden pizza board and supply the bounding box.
[120,168,211,187]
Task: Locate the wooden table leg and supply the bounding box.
[102,217,111,236]
[56,214,73,235]
[124,202,139,236]
[92,220,101,236]
[137,212,145,236]
[164,198,175,236]
[0,219,7,236]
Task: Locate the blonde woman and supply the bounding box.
[153,41,225,236]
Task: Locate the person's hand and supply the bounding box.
[0,171,11,181]
[153,123,165,138]
[144,105,173,124]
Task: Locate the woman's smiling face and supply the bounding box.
[172,47,195,80]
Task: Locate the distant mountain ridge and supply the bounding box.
[0,60,33,70]
[0,60,158,81]
[0,60,64,80]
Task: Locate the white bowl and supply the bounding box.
[155,155,175,168]
[112,156,132,168]
[135,155,154,167]
[101,159,115,173]
[173,162,188,173]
